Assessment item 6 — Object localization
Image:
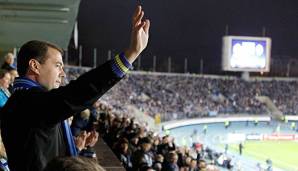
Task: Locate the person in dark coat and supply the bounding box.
[0,5,150,171]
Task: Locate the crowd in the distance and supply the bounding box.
[101,74,269,121]
[105,73,298,119]
[65,67,298,121]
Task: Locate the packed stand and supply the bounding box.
[96,101,224,171]
[98,74,298,118]
[65,66,298,120]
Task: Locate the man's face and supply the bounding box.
[0,73,11,89]
[37,47,65,90]
[190,160,197,168]
[6,54,14,65]
[9,70,18,83]
[141,143,152,152]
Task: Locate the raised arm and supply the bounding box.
[125,5,150,63]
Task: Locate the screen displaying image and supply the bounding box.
[230,39,267,69]
[222,36,271,72]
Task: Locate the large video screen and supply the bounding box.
[222,36,271,72]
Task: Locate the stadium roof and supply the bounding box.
[0,0,80,50]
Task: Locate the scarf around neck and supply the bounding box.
[12,77,78,156]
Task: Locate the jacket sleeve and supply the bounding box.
[27,60,124,126]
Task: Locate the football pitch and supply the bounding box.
[229,141,298,171]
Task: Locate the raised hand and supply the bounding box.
[125,5,150,63]
[85,130,99,147]
[74,131,89,151]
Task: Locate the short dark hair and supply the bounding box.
[0,69,9,79]
[139,137,151,145]
[43,156,105,171]
[17,40,63,77]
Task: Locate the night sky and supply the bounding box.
[76,0,298,74]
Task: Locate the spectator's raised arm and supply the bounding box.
[125,5,150,63]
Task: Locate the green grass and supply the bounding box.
[229,141,298,171]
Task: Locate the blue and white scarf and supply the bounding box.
[0,158,9,171]
[13,77,78,156]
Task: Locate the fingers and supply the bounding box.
[144,19,150,35]
[75,132,88,151]
[89,131,98,140]
[132,6,150,35]
[95,131,99,138]
[93,131,99,141]
[136,20,146,31]
[133,5,148,28]
[132,5,142,23]
[85,131,99,147]
[134,11,144,28]
[77,131,89,141]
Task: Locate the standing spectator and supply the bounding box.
[224,121,229,129]
[254,119,259,126]
[291,122,296,130]
[239,143,244,155]
[266,159,273,171]
[203,124,207,135]
[0,5,150,171]
[224,144,228,154]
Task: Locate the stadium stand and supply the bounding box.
[65,66,298,121]
[62,65,298,171]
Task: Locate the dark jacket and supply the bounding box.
[0,61,122,171]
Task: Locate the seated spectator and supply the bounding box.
[1,53,15,70]
[187,159,198,171]
[114,138,133,170]
[0,70,11,109]
[131,137,153,170]
[152,154,164,171]
[6,67,18,93]
[162,152,179,171]
[198,160,207,171]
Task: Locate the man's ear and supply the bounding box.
[28,59,41,75]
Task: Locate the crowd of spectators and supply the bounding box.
[95,101,224,171]
[2,61,292,170]
[66,67,298,121]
